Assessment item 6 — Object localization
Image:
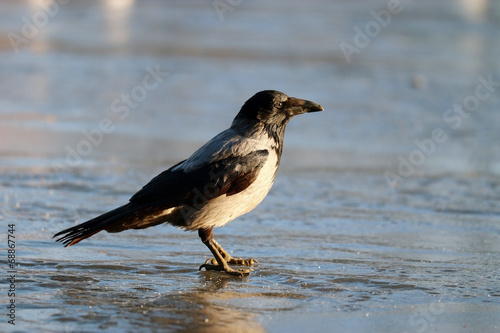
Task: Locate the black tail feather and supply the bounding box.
[53,204,136,247]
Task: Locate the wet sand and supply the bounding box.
[1,1,499,332]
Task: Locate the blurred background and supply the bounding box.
[1,1,499,332]
[1,0,499,175]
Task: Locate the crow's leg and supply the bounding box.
[198,228,255,276]
[204,238,258,266]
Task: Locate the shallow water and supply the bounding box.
[1,1,500,332]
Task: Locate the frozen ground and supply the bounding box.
[1,1,499,332]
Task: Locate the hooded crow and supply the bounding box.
[54,90,323,276]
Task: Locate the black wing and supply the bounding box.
[129,149,269,206]
[53,150,269,246]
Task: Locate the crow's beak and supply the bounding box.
[286,97,324,116]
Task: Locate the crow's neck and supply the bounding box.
[231,119,287,158]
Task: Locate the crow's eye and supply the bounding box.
[274,102,283,109]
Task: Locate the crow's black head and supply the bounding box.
[232,90,323,128]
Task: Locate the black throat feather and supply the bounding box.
[262,121,285,159]
[231,115,289,167]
